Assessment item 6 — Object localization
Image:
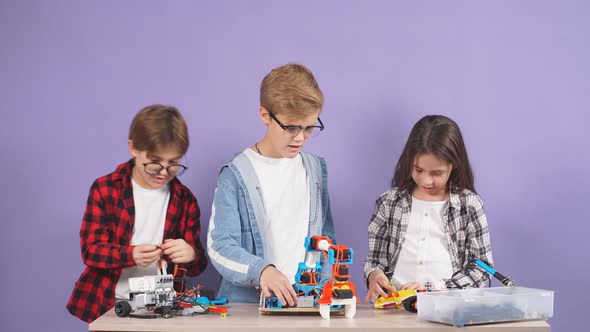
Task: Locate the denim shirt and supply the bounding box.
[207,151,335,303]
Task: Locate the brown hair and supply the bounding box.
[128,104,189,155]
[260,63,324,118]
[392,115,475,194]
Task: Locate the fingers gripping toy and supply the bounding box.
[374,289,420,312]
[373,281,445,313]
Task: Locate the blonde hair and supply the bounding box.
[128,104,189,155]
[260,63,324,118]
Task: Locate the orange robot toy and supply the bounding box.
[310,236,359,319]
[260,235,358,320]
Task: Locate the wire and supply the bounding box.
[450,260,491,289]
[176,278,210,314]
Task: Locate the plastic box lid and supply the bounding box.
[417,286,554,327]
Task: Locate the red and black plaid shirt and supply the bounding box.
[66,160,207,322]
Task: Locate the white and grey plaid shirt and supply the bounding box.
[363,188,494,289]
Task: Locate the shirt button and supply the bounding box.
[421,236,426,241]
[424,212,429,217]
[418,260,424,265]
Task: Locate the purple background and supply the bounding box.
[1,1,588,331]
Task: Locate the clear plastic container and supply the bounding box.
[417,286,554,327]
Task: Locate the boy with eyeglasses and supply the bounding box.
[67,104,207,322]
[207,63,335,306]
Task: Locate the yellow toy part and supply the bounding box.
[374,290,417,309]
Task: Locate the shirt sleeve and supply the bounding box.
[446,195,494,288]
[79,180,136,269]
[207,167,270,287]
[363,195,393,284]
[319,158,335,284]
[180,194,208,276]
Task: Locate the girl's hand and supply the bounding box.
[399,281,421,290]
[161,239,196,264]
[365,269,397,304]
[132,244,162,267]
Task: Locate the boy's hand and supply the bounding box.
[259,265,298,307]
[132,244,162,267]
[161,238,196,264]
[399,281,421,290]
[365,269,397,304]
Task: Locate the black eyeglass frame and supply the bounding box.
[267,109,325,138]
[142,162,188,177]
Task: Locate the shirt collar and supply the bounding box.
[395,187,462,209]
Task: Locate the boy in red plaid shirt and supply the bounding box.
[67,104,207,322]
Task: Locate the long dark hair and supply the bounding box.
[392,115,475,194]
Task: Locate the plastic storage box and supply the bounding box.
[417,286,554,327]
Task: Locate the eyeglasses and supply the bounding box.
[267,110,324,138]
[143,162,188,177]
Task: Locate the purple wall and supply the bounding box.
[1,1,587,331]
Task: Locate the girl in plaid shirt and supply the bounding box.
[364,115,494,303]
[67,105,207,322]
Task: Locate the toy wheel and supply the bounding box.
[160,306,173,318]
[115,301,132,317]
[402,296,418,313]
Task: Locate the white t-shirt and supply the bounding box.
[393,197,453,287]
[115,178,170,300]
[244,148,310,283]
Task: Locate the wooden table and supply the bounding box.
[90,303,550,331]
